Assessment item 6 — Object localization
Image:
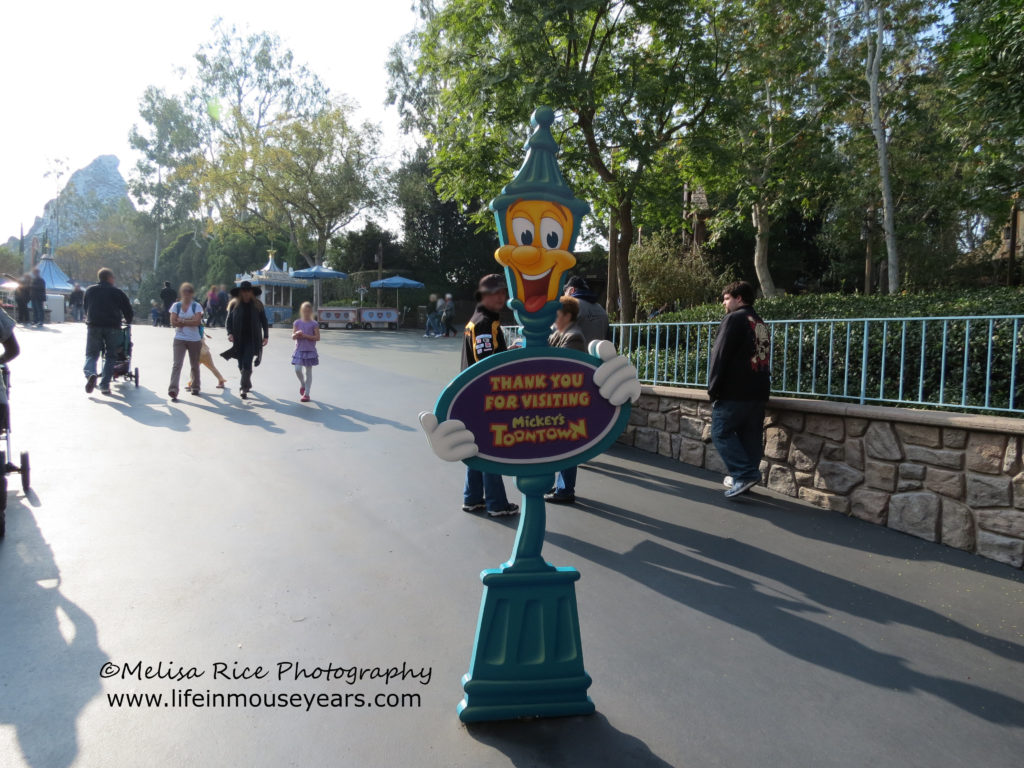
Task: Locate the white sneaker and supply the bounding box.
[724,478,758,498]
[723,476,734,489]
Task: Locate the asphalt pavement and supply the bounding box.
[1,322,1022,768]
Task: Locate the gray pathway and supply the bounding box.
[1,323,1022,768]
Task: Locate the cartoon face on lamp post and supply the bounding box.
[419,106,641,723]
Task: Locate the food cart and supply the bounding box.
[358,307,400,330]
[317,307,361,329]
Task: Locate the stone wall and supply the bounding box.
[620,386,1024,569]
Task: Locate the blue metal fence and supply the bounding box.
[506,316,1024,415]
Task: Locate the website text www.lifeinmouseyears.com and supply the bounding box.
[106,688,422,711]
[100,660,431,712]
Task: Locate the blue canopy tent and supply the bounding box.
[292,265,348,310]
[35,254,75,294]
[369,275,425,318]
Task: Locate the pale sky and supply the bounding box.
[0,0,422,241]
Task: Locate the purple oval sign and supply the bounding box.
[446,352,620,466]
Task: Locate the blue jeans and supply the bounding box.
[32,300,45,324]
[84,326,123,388]
[711,400,766,483]
[425,313,442,335]
[464,469,510,512]
[554,466,577,496]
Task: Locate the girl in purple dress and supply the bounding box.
[291,302,320,402]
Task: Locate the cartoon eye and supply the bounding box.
[540,218,564,249]
[512,217,534,246]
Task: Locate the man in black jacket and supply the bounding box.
[708,280,770,498]
[459,274,518,516]
[83,268,134,395]
[159,281,177,327]
[30,268,46,326]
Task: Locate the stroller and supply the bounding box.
[0,364,30,538]
[109,324,139,388]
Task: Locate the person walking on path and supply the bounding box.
[0,305,21,397]
[83,268,133,395]
[545,277,609,505]
[442,293,457,337]
[424,293,443,337]
[167,283,204,401]
[460,274,518,517]
[545,296,588,504]
[68,284,84,322]
[188,329,227,391]
[14,275,30,324]
[708,280,771,498]
[159,281,176,327]
[564,275,609,343]
[291,301,320,402]
[220,281,268,400]
[30,268,46,326]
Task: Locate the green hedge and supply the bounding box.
[652,287,1024,324]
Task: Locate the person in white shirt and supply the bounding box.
[168,283,204,401]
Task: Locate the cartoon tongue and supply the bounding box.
[522,269,552,313]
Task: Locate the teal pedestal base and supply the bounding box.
[457,476,594,723]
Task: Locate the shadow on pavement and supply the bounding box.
[586,450,1024,584]
[0,496,108,768]
[548,498,1024,726]
[261,398,368,432]
[253,395,416,433]
[91,385,190,432]
[466,712,674,768]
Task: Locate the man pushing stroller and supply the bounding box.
[82,268,133,395]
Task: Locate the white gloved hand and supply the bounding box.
[419,411,479,462]
[590,339,641,406]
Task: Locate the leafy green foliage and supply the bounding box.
[655,286,1024,323]
[394,151,499,293]
[629,231,733,313]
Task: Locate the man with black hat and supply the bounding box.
[545,276,611,504]
[220,281,268,399]
[458,274,518,516]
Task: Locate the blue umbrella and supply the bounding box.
[369,276,423,289]
[293,265,349,279]
[292,265,349,310]
[370,276,425,317]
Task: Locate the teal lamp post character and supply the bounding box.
[419,106,641,723]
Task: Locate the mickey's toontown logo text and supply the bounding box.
[484,370,592,447]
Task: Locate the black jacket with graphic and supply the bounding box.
[461,303,506,371]
[707,305,771,402]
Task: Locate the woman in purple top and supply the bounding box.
[291,301,320,402]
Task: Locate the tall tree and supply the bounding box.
[128,86,203,268]
[394,150,500,289]
[389,0,734,321]
[207,102,386,268]
[686,0,833,297]
[862,0,901,293]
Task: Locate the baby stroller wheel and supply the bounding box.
[134,367,140,388]
[20,452,29,493]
